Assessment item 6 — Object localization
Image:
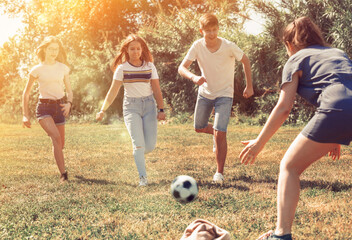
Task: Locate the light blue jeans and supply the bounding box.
[123,94,157,178]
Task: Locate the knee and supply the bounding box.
[144,143,155,154]
[49,133,62,146]
[195,128,205,133]
[133,146,145,155]
[279,160,302,176]
[214,130,226,138]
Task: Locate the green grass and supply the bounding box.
[0,122,351,239]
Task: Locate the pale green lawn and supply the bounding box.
[0,122,351,239]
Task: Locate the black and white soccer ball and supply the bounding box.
[171,175,198,204]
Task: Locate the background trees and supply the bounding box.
[0,0,351,124]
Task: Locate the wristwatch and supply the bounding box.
[158,109,164,113]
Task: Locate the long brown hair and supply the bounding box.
[283,17,327,49]
[111,34,153,72]
[36,36,68,65]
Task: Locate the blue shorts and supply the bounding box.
[36,100,66,125]
[194,95,233,132]
[302,110,352,145]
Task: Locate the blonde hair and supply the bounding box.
[283,17,327,49]
[199,13,219,29]
[36,36,68,65]
[111,34,153,72]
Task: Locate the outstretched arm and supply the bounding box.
[96,80,123,121]
[240,54,254,98]
[239,72,300,165]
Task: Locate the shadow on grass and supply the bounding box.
[231,175,352,192]
[301,180,352,192]
[148,179,250,191]
[74,175,117,185]
[231,175,277,184]
[198,180,250,191]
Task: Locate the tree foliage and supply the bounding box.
[0,0,352,124]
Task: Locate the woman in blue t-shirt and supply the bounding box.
[239,17,352,240]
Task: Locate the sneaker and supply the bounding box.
[256,230,292,240]
[212,172,224,184]
[60,171,68,183]
[139,176,148,186]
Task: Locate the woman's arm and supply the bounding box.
[96,80,123,121]
[22,75,36,128]
[151,79,166,120]
[239,72,300,165]
[61,74,73,117]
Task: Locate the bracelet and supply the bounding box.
[158,109,164,113]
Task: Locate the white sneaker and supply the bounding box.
[213,172,224,184]
[139,176,148,186]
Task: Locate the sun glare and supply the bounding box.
[0,14,23,46]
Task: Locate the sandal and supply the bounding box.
[257,230,292,240]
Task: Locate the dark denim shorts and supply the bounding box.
[36,100,65,125]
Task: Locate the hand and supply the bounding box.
[96,111,104,121]
[328,144,341,161]
[60,103,71,117]
[239,139,263,165]
[157,112,166,121]
[22,115,31,128]
[192,75,207,86]
[243,86,254,98]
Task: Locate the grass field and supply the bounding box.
[0,122,351,239]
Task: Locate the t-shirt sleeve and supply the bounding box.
[184,41,197,62]
[281,57,302,88]
[113,65,124,81]
[29,65,40,78]
[150,63,159,79]
[230,42,244,61]
[63,64,70,75]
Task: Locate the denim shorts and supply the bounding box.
[194,94,233,132]
[36,101,65,125]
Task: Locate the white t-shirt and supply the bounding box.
[113,61,159,98]
[185,37,244,99]
[29,61,70,100]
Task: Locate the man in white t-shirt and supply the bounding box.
[178,13,254,183]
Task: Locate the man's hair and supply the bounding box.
[199,13,219,29]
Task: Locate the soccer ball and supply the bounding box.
[171,175,198,204]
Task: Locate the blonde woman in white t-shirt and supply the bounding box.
[22,36,73,183]
[96,34,166,187]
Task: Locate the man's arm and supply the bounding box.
[240,54,254,98]
[178,59,206,86]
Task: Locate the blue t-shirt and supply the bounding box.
[281,45,352,112]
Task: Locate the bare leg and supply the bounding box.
[56,124,65,149]
[195,123,214,134]
[214,130,227,174]
[275,133,338,235]
[39,117,65,174]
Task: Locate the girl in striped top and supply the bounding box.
[96,34,166,186]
